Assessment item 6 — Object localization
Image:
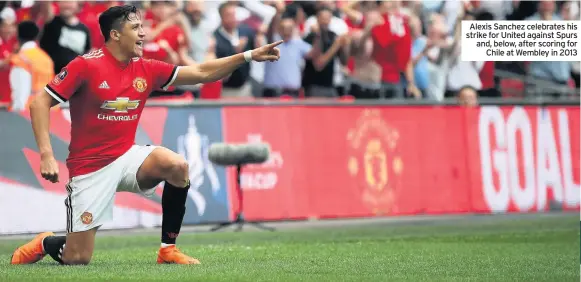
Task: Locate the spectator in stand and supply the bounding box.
[302,0,349,96]
[262,3,313,97]
[281,2,306,37]
[142,1,185,65]
[344,0,420,99]
[238,0,278,97]
[407,14,430,98]
[181,0,215,65]
[457,85,479,107]
[9,21,53,112]
[174,0,217,98]
[202,1,278,98]
[424,13,450,101]
[302,7,349,97]
[341,2,381,99]
[347,28,382,99]
[39,1,90,75]
[526,0,571,97]
[444,7,483,98]
[0,7,17,107]
[214,1,257,97]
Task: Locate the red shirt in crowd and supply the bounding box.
[360,13,411,84]
[0,37,17,105]
[44,47,179,177]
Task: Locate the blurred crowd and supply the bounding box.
[0,0,579,110]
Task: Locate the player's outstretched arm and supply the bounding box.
[172,40,283,86]
[29,91,60,183]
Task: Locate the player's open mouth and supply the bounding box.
[136,41,143,49]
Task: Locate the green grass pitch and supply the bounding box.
[0,213,578,281]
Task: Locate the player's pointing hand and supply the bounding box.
[250,40,283,62]
[40,154,59,183]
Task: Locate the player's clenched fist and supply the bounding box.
[40,155,59,183]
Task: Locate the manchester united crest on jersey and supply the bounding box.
[133,77,147,93]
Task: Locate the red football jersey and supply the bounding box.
[362,13,412,83]
[44,47,180,177]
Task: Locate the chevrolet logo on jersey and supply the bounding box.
[101,97,140,113]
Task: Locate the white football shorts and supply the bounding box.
[64,145,158,233]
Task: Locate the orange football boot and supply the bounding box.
[157,245,200,265]
[11,232,55,264]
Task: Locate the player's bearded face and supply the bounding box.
[121,13,145,57]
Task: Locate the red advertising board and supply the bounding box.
[223,106,580,221]
[223,107,310,220]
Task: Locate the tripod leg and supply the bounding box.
[210,222,233,232]
[235,222,243,232]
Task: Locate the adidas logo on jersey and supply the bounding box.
[99,81,110,89]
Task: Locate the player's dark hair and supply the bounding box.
[17,21,39,43]
[98,5,139,42]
